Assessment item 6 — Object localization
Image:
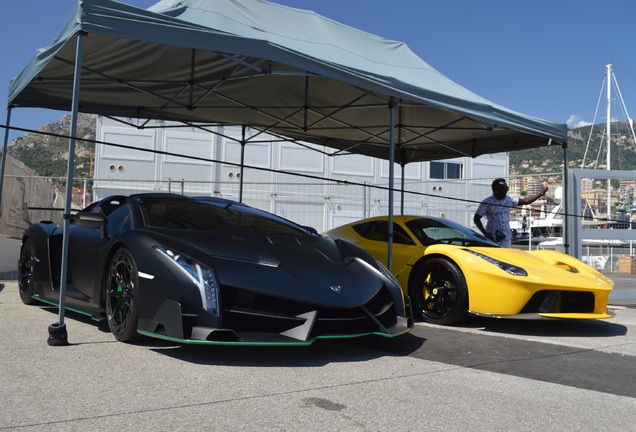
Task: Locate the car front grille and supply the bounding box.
[220,284,400,342]
[520,290,596,314]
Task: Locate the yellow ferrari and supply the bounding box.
[325,215,614,325]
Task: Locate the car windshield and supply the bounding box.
[137,197,311,235]
[405,218,497,247]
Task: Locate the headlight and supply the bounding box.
[464,249,528,276]
[155,247,220,316]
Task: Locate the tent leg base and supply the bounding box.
[47,322,69,346]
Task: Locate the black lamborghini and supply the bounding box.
[18,193,413,345]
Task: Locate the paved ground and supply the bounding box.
[603,272,636,306]
[1,279,635,431]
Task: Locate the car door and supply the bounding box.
[66,215,104,299]
[361,221,420,274]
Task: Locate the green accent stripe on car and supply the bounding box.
[32,295,104,322]
[137,329,404,346]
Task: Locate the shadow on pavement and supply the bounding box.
[148,332,426,367]
[34,302,426,366]
[455,315,628,338]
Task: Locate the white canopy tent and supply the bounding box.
[1,0,567,342]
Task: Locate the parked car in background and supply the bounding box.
[325,215,613,325]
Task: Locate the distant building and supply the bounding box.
[94,116,509,231]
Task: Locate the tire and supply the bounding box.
[409,257,469,325]
[104,248,142,342]
[18,239,38,305]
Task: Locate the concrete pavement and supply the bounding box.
[1,280,635,431]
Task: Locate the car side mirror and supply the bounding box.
[74,213,108,239]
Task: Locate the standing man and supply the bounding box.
[473,178,548,247]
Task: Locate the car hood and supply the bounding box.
[454,246,613,290]
[148,229,388,308]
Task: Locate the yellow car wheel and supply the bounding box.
[409,257,468,325]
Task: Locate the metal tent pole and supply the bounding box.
[398,105,405,216]
[0,107,12,216]
[562,142,569,255]
[387,99,396,272]
[48,30,86,346]
[239,125,246,203]
[400,163,405,216]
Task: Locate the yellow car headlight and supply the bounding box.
[464,249,528,276]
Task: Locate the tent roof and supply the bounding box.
[8,0,567,164]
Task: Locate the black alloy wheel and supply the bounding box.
[18,239,38,305]
[410,257,469,325]
[105,248,142,342]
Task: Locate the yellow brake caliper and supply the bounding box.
[424,272,436,306]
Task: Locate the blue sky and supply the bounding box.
[2,0,636,142]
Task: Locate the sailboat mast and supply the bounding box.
[606,63,612,218]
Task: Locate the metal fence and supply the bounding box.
[2,170,635,280]
[2,172,493,234]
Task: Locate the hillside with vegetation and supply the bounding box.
[7,113,96,178]
[509,121,636,175]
